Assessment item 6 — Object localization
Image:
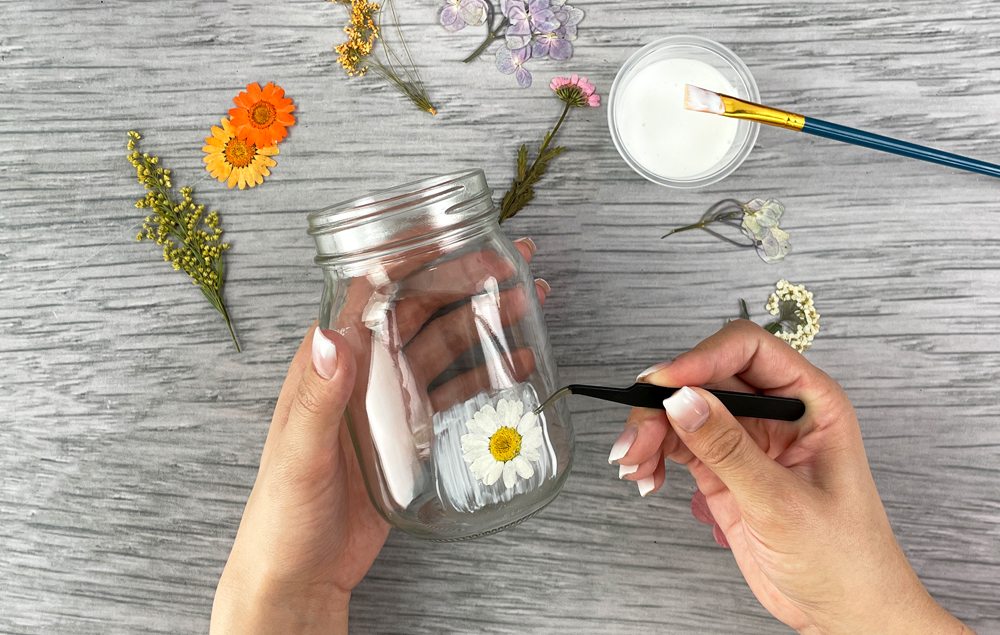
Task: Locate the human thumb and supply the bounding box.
[663,386,790,508]
[283,327,357,452]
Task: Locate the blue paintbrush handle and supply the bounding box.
[801,118,1000,179]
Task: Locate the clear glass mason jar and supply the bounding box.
[307,170,574,541]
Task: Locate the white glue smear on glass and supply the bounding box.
[432,385,557,515]
[616,57,739,179]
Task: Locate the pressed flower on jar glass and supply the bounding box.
[462,398,544,489]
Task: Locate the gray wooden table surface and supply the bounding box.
[3,0,999,632]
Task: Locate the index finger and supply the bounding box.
[642,320,845,405]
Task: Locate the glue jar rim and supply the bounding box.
[607,35,761,189]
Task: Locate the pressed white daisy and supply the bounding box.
[461,398,543,489]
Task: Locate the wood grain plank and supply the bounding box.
[1,0,998,633]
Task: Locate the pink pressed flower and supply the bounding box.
[550,73,600,108]
[549,77,570,90]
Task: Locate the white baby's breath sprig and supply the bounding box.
[764,280,820,352]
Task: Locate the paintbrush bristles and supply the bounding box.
[683,84,725,114]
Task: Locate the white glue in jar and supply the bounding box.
[608,35,760,188]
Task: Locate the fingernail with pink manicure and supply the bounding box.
[637,476,656,497]
[312,328,338,379]
[637,359,673,382]
[607,425,638,464]
[663,387,709,432]
[515,237,537,254]
[618,463,638,479]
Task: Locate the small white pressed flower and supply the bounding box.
[461,398,543,489]
[741,198,784,237]
[765,280,820,352]
[663,197,791,264]
[741,198,791,264]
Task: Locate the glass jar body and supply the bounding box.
[311,171,573,540]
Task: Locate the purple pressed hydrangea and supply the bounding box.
[503,0,562,48]
[440,0,487,32]
[501,0,584,85]
[496,45,532,88]
[502,0,532,50]
[550,0,583,40]
[441,0,585,88]
[532,31,571,60]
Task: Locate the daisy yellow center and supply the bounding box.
[250,102,276,128]
[224,137,257,168]
[489,426,522,463]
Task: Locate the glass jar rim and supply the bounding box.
[308,169,497,265]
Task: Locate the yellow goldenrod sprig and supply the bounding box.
[127,131,240,352]
[326,0,437,115]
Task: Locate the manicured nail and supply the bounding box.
[534,278,551,294]
[637,476,656,497]
[663,387,709,432]
[637,359,673,382]
[607,425,638,464]
[618,463,638,479]
[312,328,337,379]
[515,237,537,254]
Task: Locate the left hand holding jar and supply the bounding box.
[210,238,546,634]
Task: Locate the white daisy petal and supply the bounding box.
[470,455,495,475]
[469,419,491,438]
[502,462,517,488]
[463,448,488,463]
[509,399,524,423]
[496,399,510,421]
[513,455,534,479]
[465,417,485,436]
[461,435,488,451]
[520,446,541,462]
[517,411,538,433]
[522,427,543,449]
[473,410,499,434]
[484,462,504,485]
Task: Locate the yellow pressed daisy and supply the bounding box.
[202,117,278,190]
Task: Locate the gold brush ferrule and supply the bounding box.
[718,94,806,131]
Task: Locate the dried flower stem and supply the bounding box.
[127,131,240,352]
[331,0,437,115]
[662,199,750,248]
[499,101,570,223]
[462,1,508,64]
[499,75,599,223]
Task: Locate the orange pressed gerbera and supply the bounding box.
[228,82,295,148]
[203,118,279,190]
